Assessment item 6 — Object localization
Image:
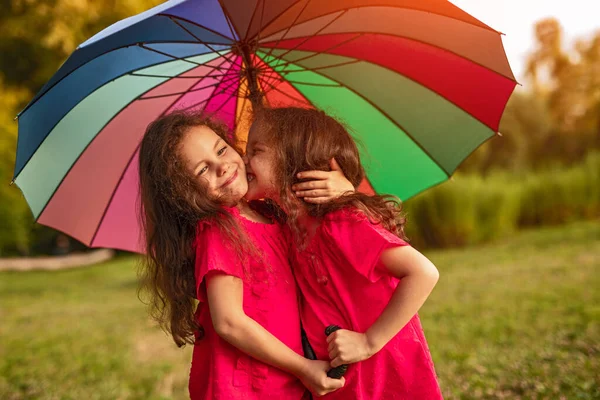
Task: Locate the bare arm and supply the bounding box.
[328,246,439,367]
[206,273,345,395]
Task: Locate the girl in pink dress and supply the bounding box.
[244,107,443,399]
[137,111,352,399]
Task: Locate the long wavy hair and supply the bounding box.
[252,107,407,244]
[137,110,252,347]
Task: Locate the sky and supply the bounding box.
[449,0,600,81]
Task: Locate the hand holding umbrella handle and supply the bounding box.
[325,325,348,379]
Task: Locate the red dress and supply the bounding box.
[290,208,443,399]
[189,207,306,400]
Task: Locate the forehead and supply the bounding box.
[185,124,219,141]
[179,125,220,156]
[247,121,268,145]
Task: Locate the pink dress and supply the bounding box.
[290,208,443,399]
[189,207,306,400]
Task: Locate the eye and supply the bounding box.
[197,166,208,176]
[217,146,227,156]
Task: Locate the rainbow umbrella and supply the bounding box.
[13,0,516,253]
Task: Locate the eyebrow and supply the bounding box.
[193,138,223,172]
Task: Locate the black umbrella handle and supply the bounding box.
[325,325,348,379]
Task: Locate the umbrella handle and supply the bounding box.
[325,325,349,379]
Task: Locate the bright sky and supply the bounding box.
[450,0,600,81]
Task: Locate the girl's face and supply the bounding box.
[179,125,247,205]
[244,122,279,202]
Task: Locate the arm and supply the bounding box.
[293,158,354,204]
[206,273,345,395]
[327,246,439,367]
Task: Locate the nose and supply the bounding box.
[242,154,249,164]
[216,161,229,177]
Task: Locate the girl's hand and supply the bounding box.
[293,158,354,204]
[327,329,374,367]
[298,359,346,396]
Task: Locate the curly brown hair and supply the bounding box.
[252,107,407,244]
[137,110,253,347]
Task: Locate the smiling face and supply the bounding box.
[243,121,279,202]
[178,125,247,205]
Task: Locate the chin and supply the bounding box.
[244,189,263,201]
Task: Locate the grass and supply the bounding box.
[1,220,599,399]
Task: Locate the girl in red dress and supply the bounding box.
[244,107,443,399]
[137,111,350,399]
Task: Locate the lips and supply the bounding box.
[221,169,239,188]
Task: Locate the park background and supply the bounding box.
[1,1,598,399]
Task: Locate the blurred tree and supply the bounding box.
[461,18,600,173]
[525,18,600,164]
[0,0,161,94]
[0,0,160,255]
[0,79,33,255]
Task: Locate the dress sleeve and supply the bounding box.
[322,210,409,282]
[194,222,245,302]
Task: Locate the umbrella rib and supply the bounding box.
[242,0,262,42]
[246,0,305,42]
[278,59,361,74]
[138,81,223,100]
[158,13,237,42]
[258,5,500,42]
[259,0,314,72]
[277,80,341,87]
[257,76,311,106]
[257,40,362,93]
[217,0,243,40]
[253,0,268,44]
[262,8,347,67]
[281,65,453,177]
[130,70,237,79]
[263,31,518,84]
[32,57,229,225]
[17,41,230,119]
[138,44,232,69]
[14,48,233,182]
[89,71,227,247]
[261,34,518,127]
[260,32,363,73]
[235,80,249,125]
[259,9,349,90]
[167,16,238,65]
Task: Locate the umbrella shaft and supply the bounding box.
[240,44,262,108]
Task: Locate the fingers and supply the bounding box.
[330,157,342,171]
[293,180,331,191]
[330,356,345,368]
[317,376,345,396]
[296,170,330,181]
[328,346,340,361]
[302,197,331,204]
[327,376,345,390]
[295,189,329,198]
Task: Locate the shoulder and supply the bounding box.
[322,207,406,245]
[194,208,239,246]
[322,207,370,229]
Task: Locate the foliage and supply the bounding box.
[0,79,32,256]
[404,152,600,249]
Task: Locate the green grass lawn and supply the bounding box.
[1,220,599,400]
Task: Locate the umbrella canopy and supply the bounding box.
[13,0,517,253]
